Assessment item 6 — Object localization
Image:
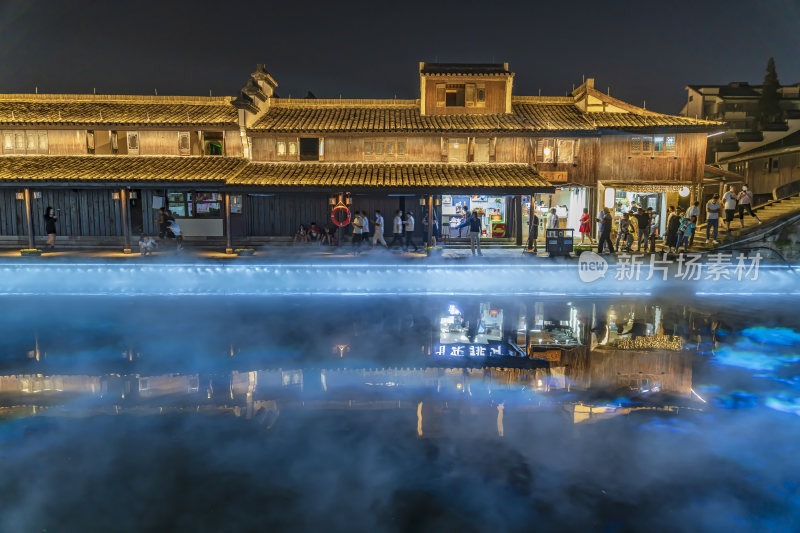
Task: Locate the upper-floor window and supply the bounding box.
[86,130,95,154]
[631,135,676,156]
[436,83,486,108]
[203,132,223,156]
[178,131,191,155]
[299,138,320,161]
[364,138,407,160]
[534,138,577,164]
[2,130,48,155]
[276,138,298,160]
[446,84,466,107]
[126,131,139,155]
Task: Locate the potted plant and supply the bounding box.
[573,244,593,257]
[235,248,255,256]
[20,249,43,257]
[426,245,443,257]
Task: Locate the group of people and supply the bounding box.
[594,184,762,255]
[293,222,337,245]
[293,209,429,254]
[139,207,183,255]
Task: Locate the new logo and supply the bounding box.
[578,251,608,282]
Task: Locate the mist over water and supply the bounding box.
[0,265,799,532]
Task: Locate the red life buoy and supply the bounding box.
[331,202,351,227]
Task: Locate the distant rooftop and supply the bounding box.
[419,63,511,75]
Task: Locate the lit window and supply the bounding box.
[15,132,24,151]
[86,131,95,151]
[26,131,36,152]
[375,142,384,155]
[653,136,665,153]
[641,136,652,154]
[477,85,486,105]
[2,132,13,153]
[277,141,286,156]
[397,141,406,156]
[557,139,574,163]
[465,84,475,107]
[386,141,395,155]
[364,141,373,155]
[630,137,641,154]
[37,131,47,153]
[110,131,118,151]
[665,136,676,152]
[288,141,297,156]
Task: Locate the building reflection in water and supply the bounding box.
[0,299,719,434]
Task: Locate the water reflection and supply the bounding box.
[1,296,799,532]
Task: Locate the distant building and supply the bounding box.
[681,82,800,198]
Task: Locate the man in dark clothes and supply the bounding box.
[634,208,651,252]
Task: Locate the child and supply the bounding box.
[167,219,183,250]
[674,215,695,253]
[138,235,157,256]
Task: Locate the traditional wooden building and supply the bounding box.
[0,63,718,250]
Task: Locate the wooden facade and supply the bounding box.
[0,63,719,245]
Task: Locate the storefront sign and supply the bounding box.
[540,171,569,183]
[432,342,507,358]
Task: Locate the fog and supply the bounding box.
[0,275,798,531]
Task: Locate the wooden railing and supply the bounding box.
[773,179,800,201]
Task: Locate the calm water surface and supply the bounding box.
[0,295,798,532]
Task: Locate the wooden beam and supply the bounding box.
[225,192,233,254]
[23,188,34,250]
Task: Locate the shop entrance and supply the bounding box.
[441,195,507,239]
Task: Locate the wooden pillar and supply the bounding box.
[120,188,131,253]
[514,195,523,246]
[23,188,34,250]
[427,194,433,247]
[224,192,233,254]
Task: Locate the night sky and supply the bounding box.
[1,0,799,114]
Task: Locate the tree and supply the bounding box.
[757,57,783,128]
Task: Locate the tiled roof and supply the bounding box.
[0,156,247,183]
[0,94,239,127]
[249,98,716,133]
[583,112,711,128]
[231,162,551,189]
[420,63,511,76]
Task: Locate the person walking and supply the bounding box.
[156,207,170,241]
[43,206,58,249]
[597,207,615,254]
[634,208,651,252]
[456,210,482,256]
[616,212,633,252]
[526,211,540,253]
[705,194,721,244]
[546,208,559,230]
[167,217,183,250]
[685,201,700,246]
[389,210,404,249]
[403,211,419,252]
[737,185,761,227]
[351,211,364,254]
[579,208,593,244]
[722,185,737,233]
[361,210,369,242]
[371,210,387,248]
[665,206,680,250]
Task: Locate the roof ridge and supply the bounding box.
[0,94,234,105]
[512,96,575,104]
[271,98,419,108]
